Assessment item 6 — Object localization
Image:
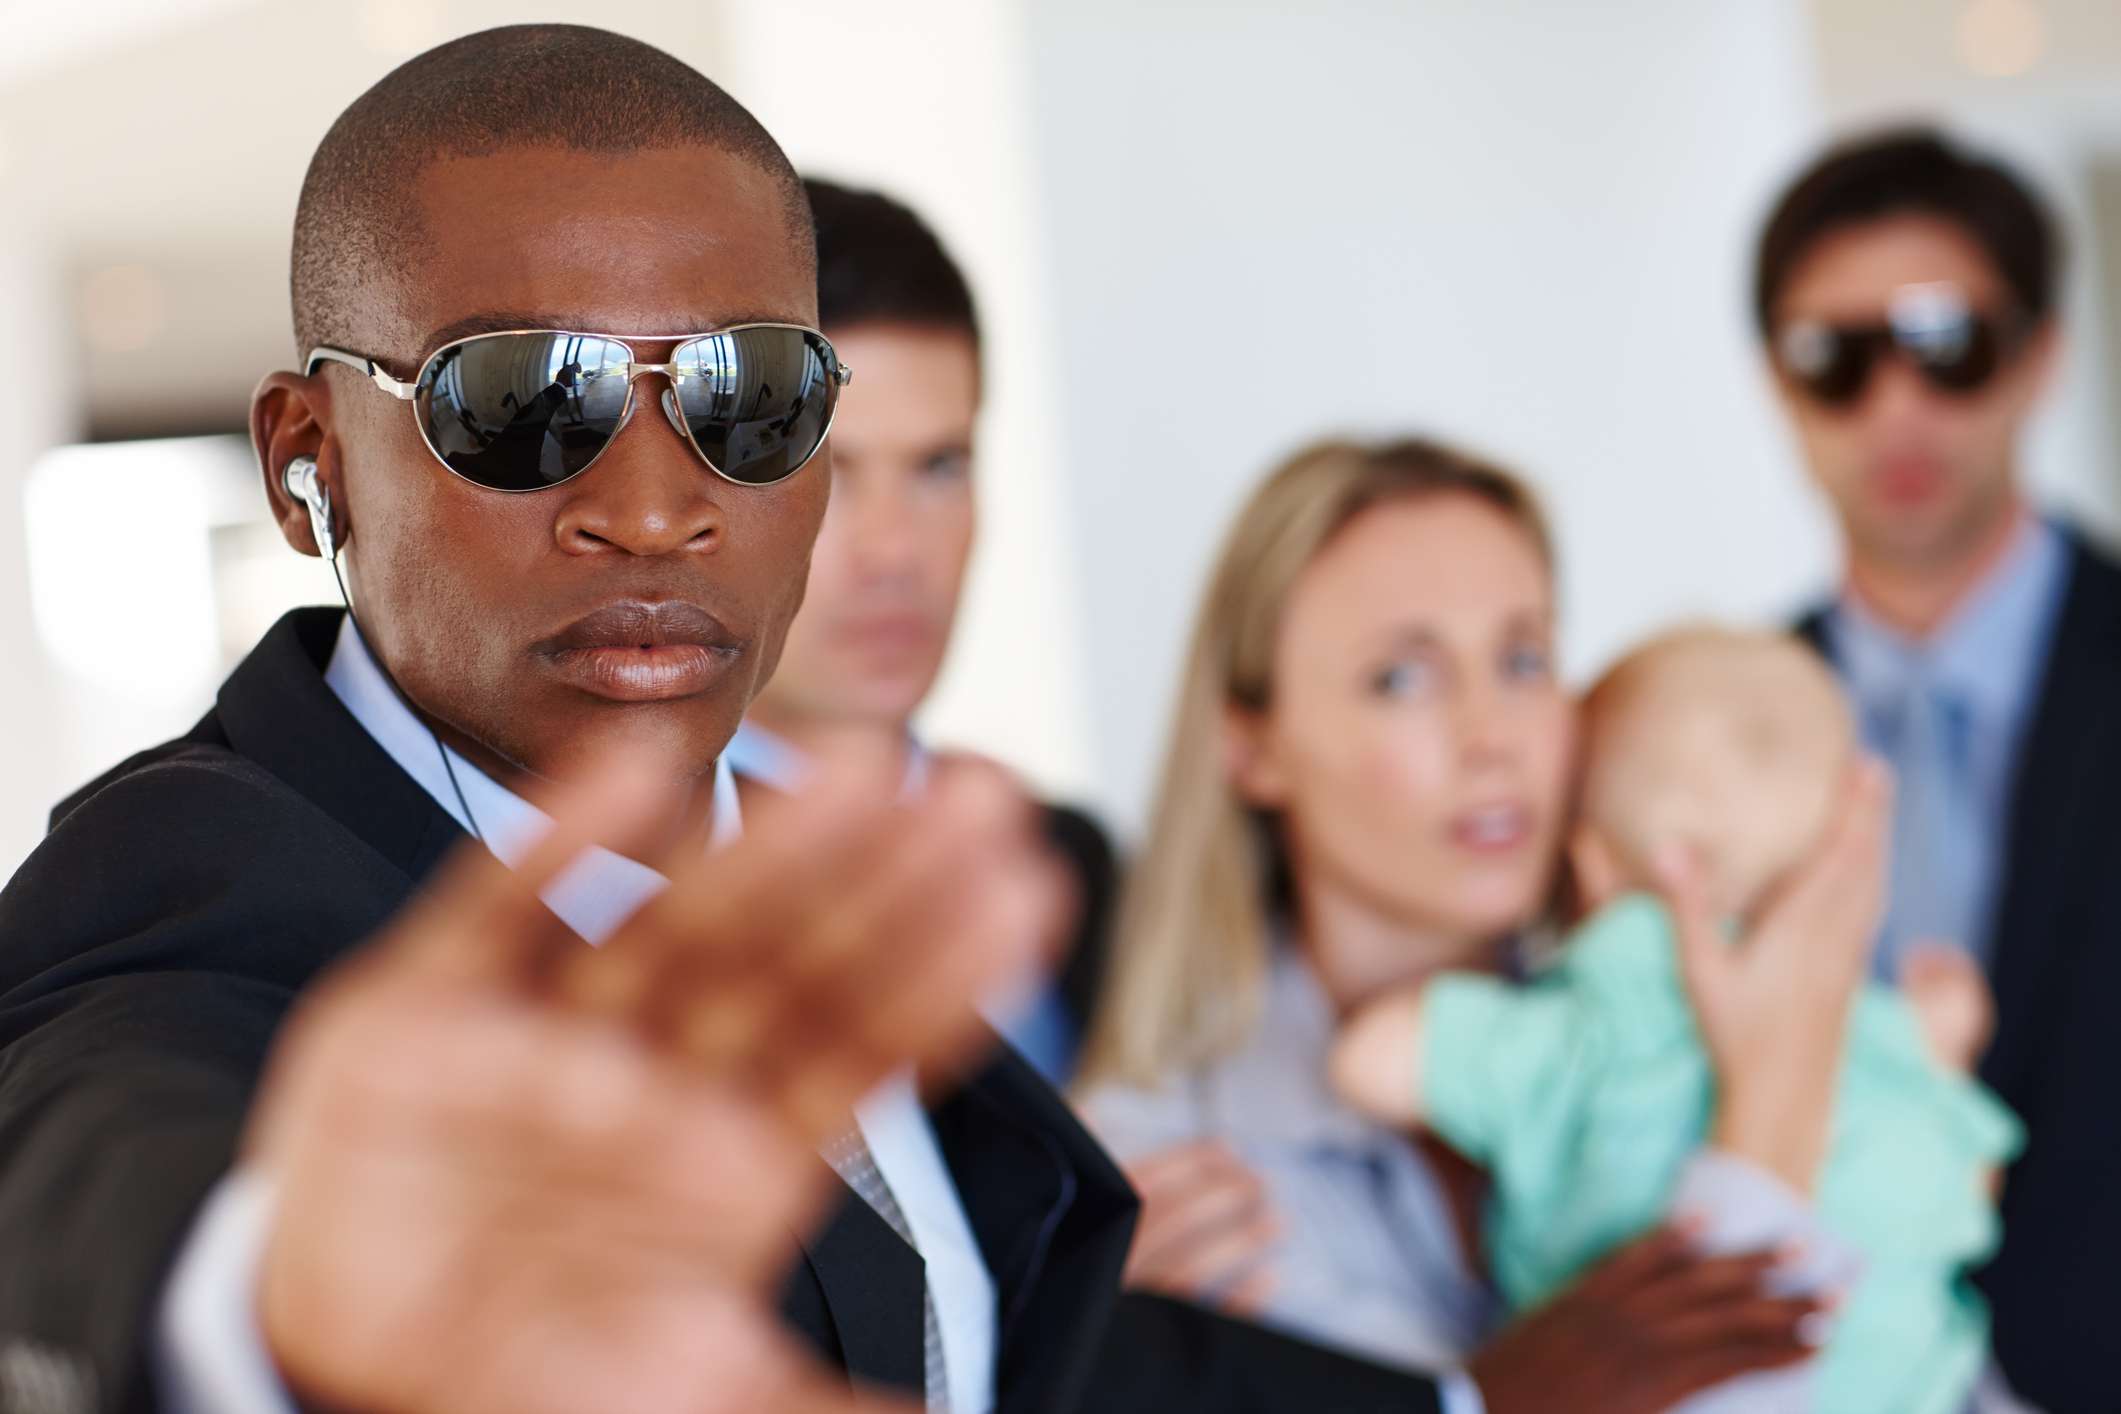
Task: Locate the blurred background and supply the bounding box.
[4,0,2121,872]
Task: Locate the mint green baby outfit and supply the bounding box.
[1421,893,2022,1414]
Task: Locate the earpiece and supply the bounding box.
[282,455,336,560]
[279,452,478,841]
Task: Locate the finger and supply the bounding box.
[1639,1326,1820,1409]
[1127,1140,1247,1197]
[501,1031,839,1288]
[1779,756,1892,957]
[777,762,1044,996]
[772,833,1067,1139]
[749,764,1050,1077]
[1626,1247,1785,1323]
[750,789,1064,1144]
[1128,1169,1275,1275]
[1572,1225,1695,1302]
[660,767,1013,1078]
[1651,843,1728,1020]
[556,757,902,1021]
[389,744,679,990]
[1134,1208,1283,1297]
[1219,1265,1279,1319]
[815,788,1063,1064]
[1648,1293,1823,1354]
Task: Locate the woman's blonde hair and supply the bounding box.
[1076,436,1553,1090]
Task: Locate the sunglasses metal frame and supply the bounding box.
[303,324,854,491]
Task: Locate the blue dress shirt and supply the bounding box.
[1826,518,2071,976]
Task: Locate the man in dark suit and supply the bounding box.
[0,24,1826,1414]
[1761,128,2121,1411]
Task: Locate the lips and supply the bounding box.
[838,611,939,656]
[1875,456,1947,507]
[534,600,742,702]
[1451,802,1532,854]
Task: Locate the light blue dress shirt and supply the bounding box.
[1825,518,2071,977]
[158,617,999,1414]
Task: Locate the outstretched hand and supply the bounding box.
[247,745,1069,1414]
[1467,1225,1825,1414]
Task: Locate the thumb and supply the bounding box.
[389,741,679,990]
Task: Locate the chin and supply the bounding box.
[1443,877,1549,942]
[849,673,940,726]
[547,695,742,777]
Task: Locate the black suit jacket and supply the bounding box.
[1799,527,2121,1413]
[0,608,1440,1414]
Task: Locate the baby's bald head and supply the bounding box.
[1575,627,1852,923]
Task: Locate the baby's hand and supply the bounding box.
[1899,945,1993,1073]
[1328,989,1428,1126]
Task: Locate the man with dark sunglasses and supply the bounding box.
[0,25,1832,1414]
[1764,127,2121,1411]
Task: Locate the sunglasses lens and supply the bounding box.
[1907,317,2002,393]
[1778,321,1872,406]
[416,334,633,490]
[669,328,840,485]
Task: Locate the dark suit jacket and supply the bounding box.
[1799,527,2121,1413]
[0,608,1440,1414]
[1043,801,1117,1066]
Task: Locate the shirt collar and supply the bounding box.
[1830,515,2068,724]
[726,718,931,796]
[321,614,740,944]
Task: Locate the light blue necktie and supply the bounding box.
[1878,677,1984,979]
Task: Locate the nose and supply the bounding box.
[837,474,925,587]
[551,380,723,557]
[1456,673,1521,769]
[1856,354,1935,428]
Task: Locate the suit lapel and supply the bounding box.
[1980,537,2121,1102]
[788,1168,929,1398]
[212,608,465,887]
[931,1048,1138,1414]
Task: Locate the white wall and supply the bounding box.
[1019,0,1840,833]
[712,0,1097,805]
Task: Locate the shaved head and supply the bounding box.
[290,22,812,359]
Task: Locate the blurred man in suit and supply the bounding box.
[729,178,1114,1085]
[1762,127,2121,1411]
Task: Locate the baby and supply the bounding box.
[1331,627,2020,1414]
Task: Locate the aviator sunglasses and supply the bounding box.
[305,324,853,492]
[1772,282,2029,410]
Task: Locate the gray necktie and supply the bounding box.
[820,1127,950,1413]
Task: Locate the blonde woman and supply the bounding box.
[1075,438,1890,1412]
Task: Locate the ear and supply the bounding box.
[1222,701,1290,808]
[1567,823,1624,917]
[251,368,345,558]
